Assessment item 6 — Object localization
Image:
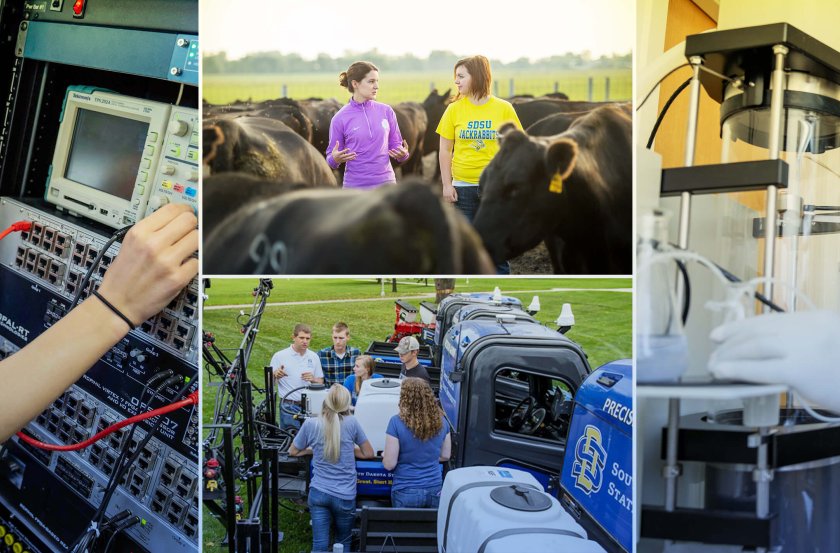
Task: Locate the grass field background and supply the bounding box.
[202,69,632,105]
[201,277,632,552]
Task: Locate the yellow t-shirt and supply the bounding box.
[436,96,523,184]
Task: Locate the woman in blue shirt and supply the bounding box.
[383,377,451,508]
[289,384,374,550]
[342,354,383,406]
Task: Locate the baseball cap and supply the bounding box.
[394,336,420,354]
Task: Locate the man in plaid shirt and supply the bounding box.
[317,321,361,386]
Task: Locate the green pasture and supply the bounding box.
[202,69,632,105]
[201,277,631,552]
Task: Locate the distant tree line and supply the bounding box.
[203,49,631,74]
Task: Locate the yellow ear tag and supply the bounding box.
[549,172,564,194]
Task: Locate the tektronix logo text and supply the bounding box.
[0,313,30,342]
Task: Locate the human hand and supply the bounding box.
[708,310,840,411]
[301,371,313,382]
[442,182,458,203]
[388,139,409,160]
[273,365,287,379]
[331,141,357,164]
[97,204,197,327]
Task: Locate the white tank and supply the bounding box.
[301,385,330,418]
[353,378,401,454]
[438,466,606,553]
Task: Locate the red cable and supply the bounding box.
[16,391,199,451]
[0,221,32,241]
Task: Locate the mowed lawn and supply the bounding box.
[202,69,632,105]
[201,277,632,552]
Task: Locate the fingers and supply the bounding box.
[332,140,340,153]
[156,209,198,247]
[135,203,193,233]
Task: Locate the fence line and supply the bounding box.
[203,75,631,105]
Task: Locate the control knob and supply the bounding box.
[168,119,189,137]
[147,195,170,212]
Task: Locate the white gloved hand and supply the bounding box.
[708,310,840,411]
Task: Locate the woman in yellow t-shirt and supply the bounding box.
[436,55,522,273]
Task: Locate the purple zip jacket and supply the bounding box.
[326,98,409,189]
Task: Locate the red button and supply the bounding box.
[73,0,84,16]
[173,184,185,193]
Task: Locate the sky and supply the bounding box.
[201,0,634,62]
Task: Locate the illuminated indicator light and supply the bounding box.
[13,542,22,553]
[141,519,147,526]
[168,145,182,157]
[185,377,191,383]
[0,526,6,537]
[4,534,13,546]
[73,0,84,16]
[186,150,199,162]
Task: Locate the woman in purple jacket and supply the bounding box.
[327,61,409,189]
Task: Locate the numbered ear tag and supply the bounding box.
[549,172,564,194]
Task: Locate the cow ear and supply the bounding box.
[545,137,578,181]
[498,123,527,147]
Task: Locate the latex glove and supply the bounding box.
[708,310,840,411]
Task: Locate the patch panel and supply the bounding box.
[1,199,199,551]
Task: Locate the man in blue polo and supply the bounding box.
[271,323,324,429]
[317,321,360,386]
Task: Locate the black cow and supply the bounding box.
[298,97,342,156]
[421,88,452,158]
[204,180,495,275]
[392,102,428,175]
[203,116,337,186]
[203,172,314,237]
[473,105,632,275]
[526,111,587,137]
[203,98,314,144]
[513,99,612,130]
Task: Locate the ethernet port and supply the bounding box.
[185,291,198,306]
[71,252,83,266]
[101,451,117,476]
[84,258,94,270]
[53,243,67,258]
[175,473,194,498]
[167,297,180,311]
[55,232,68,246]
[64,394,80,413]
[151,490,169,514]
[175,323,193,339]
[66,282,77,296]
[140,320,154,334]
[58,427,70,443]
[157,315,174,330]
[31,222,44,244]
[172,336,187,351]
[36,265,47,279]
[89,450,101,467]
[156,328,171,343]
[108,429,126,450]
[46,419,58,434]
[166,498,186,526]
[97,265,107,278]
[74,242,86,255]
[14,246,26,267]
[129,471,148,497]
[86,246,99,261]
[47,273,59,285]
[71,428,87,444]
[101,253,113,266]
[48,261,66,277]
[184,511,198,537]
[43,227,55,247]
[161,458,180,487]
[181,304,195,318]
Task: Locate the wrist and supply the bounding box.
[79,296,131,343]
